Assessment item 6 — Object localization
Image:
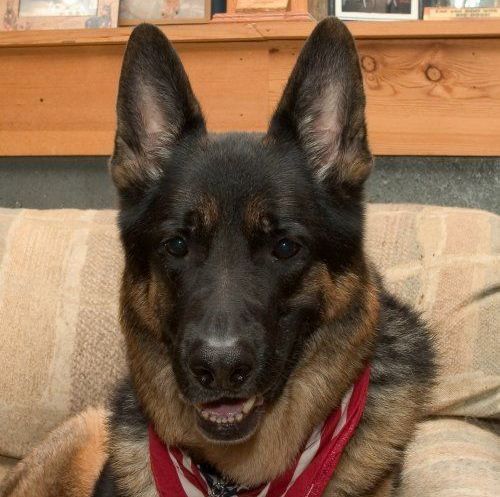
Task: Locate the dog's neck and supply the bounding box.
[122,270,379,487]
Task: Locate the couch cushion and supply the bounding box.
[400,417,500,497]
[366,205,499,418]
[0,209,125,459]
[0,205,498,459]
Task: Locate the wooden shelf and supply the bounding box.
[0,19,499,48]
[1,18,500,156]
[348,18,500,39]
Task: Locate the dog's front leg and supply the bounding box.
[0,408,108,497]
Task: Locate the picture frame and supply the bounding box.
[423,0,500,19]
[1,0,119,31]
[118,0,211,26]
[335,0,419,20]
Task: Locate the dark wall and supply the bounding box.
[0,156,498,213]
[366,157,499,213]
[0,157,116,210]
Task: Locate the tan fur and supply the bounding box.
[109,138,147,192]
[118,260,380,488]
[0,408,109,497]
[196,193,219,229]
[325,383,427,497]
[122,270,171,341]
[244,195,269,234]
[110,135,170,192]
[109,426,157,497]
[323,475,395,497]
[295,263,377,323]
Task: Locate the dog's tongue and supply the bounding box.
[202,399,247,416]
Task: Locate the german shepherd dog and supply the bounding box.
[1,17,435,497]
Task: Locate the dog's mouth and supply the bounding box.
[194,396,264,443]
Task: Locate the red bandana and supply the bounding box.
[149,366,370,497]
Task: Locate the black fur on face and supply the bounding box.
[111,19,372,441]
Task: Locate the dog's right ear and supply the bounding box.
[110,24,206,198]
[266,18,372,189]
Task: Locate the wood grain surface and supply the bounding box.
[1,21,499,156]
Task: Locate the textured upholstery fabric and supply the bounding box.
[366,204,499,418]
[400,418,500,497]
[0,205,498,470]
[0,209,125,459]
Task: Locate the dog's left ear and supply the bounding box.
[110,23,206,199]
[267,18,372,188]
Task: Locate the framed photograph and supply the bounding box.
[118,0,210,25]
[423,0,500,19]
[335,0,419,19]
[1,0,119,30]
[425,0,499,6]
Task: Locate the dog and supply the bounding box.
[0,18,435,497]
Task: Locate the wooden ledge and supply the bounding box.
[348,18,500,39]
[0,21,309,48]
[0,19,499,48]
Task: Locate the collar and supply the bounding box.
[149,366,370,497]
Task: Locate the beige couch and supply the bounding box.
[0,204,498,495]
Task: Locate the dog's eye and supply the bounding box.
[273,238,300,260]
[166,236,188,257]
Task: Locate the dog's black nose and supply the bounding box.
[188,340,255,391]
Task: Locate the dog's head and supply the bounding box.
[111,19,372,445]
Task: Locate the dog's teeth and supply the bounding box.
[242,396,256,414]
[199,396,262,425]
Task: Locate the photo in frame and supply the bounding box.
[118,0,210,25]
[423,0,500,18]
[1,0,119,31]
[335,0,419,19]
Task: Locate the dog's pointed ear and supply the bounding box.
[110,23,206,196]
[267,18,372,187]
